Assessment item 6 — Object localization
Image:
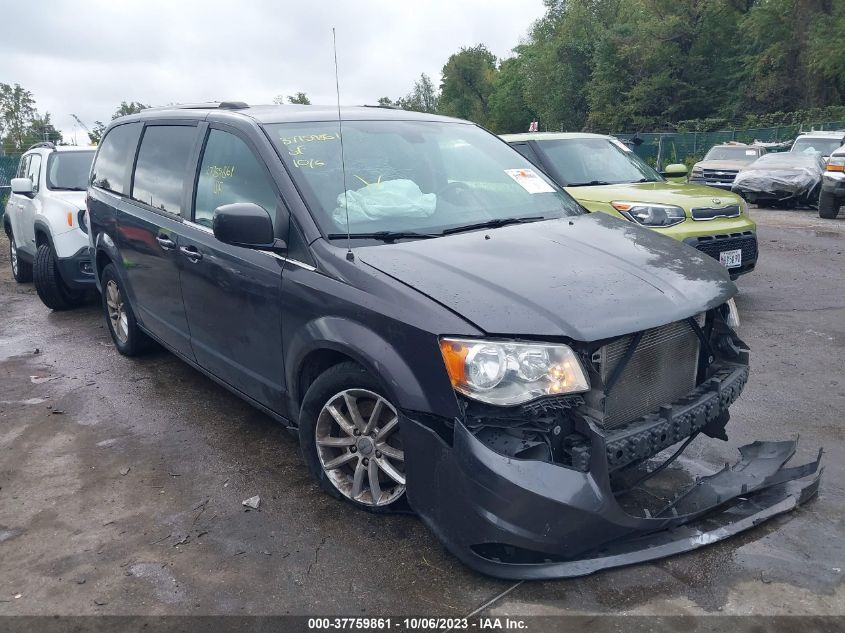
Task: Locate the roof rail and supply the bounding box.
[362,103,402,110]
[27,141,56,151]
[141,102,250,113]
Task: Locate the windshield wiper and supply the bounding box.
[51,186,86,191]
[440,216,546,235]
[566,180,611,187]
[326,231,439,242]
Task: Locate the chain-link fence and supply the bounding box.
[0,155,22,218]
[615,121,845,169]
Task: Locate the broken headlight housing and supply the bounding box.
[439,338,590,406]
[612,201,686,227]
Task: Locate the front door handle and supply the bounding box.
[179,245,203,262]
[156,234,176,250]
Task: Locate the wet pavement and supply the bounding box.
[1,207,843,616]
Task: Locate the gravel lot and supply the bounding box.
[1,207,843,617]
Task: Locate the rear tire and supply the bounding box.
[34,244,85,310]
[8,231,33,283]
[100,263,151,356]
[819,191,842,219]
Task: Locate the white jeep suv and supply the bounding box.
[3,142,96,309]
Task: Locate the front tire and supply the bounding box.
[819,190,842,219]
[100,263,151,356]
[299,362,406,512]
[8,231,33,283]
[34,244,85,310]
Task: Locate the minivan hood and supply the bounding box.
[355,213,735,342]
[567,181,740,210]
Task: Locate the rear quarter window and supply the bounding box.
[92,123,142,195]
[131,125,197,215]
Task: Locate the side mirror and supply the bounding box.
[662,163,688,177]
[212,203,285,251]
[11,178,33,195]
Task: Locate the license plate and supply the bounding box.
[719,249,742,268]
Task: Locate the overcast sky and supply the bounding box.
[1,0,546,144]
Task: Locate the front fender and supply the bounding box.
[286,316,460,421]
[33,217,56,249]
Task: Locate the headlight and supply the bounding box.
[611,201,686,227]
[439,338,589,406]
[691,166,703,175]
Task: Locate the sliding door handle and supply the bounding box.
[156,234,176,250]
[179,245,203,262]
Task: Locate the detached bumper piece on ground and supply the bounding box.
[402,314,823,580]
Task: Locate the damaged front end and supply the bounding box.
[402,305,823,579]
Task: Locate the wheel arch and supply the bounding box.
[33,219,54,249]
[92,231,123,292]
[287,316,452,422]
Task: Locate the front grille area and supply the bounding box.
[690,231,758,264]
[597,319,701,429]
[691,204,741,220]
[701,168,738,182]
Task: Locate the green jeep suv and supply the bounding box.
[503,132,758,278]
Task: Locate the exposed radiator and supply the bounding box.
[595,317,702,429]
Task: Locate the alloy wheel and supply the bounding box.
[105,279,129,345]
[315,388,405,507]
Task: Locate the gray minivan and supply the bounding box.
[85,103,820,579]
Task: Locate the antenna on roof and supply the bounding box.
[333,27,353,262]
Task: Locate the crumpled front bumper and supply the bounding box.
[402,416,822,580]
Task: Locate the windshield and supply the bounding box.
[791,138,842,156]
[703,146,760,162]
[47,151,95,191]
[266,120,582,237]
[532,138,661,186]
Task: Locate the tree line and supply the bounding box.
[0,84,149,151]
[383,0,845,134]
[3,0,842,152]
[0,86,313,152]
[0,83,64,153]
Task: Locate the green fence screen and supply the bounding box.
[615,121,845,169]
[0,154,22,217]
